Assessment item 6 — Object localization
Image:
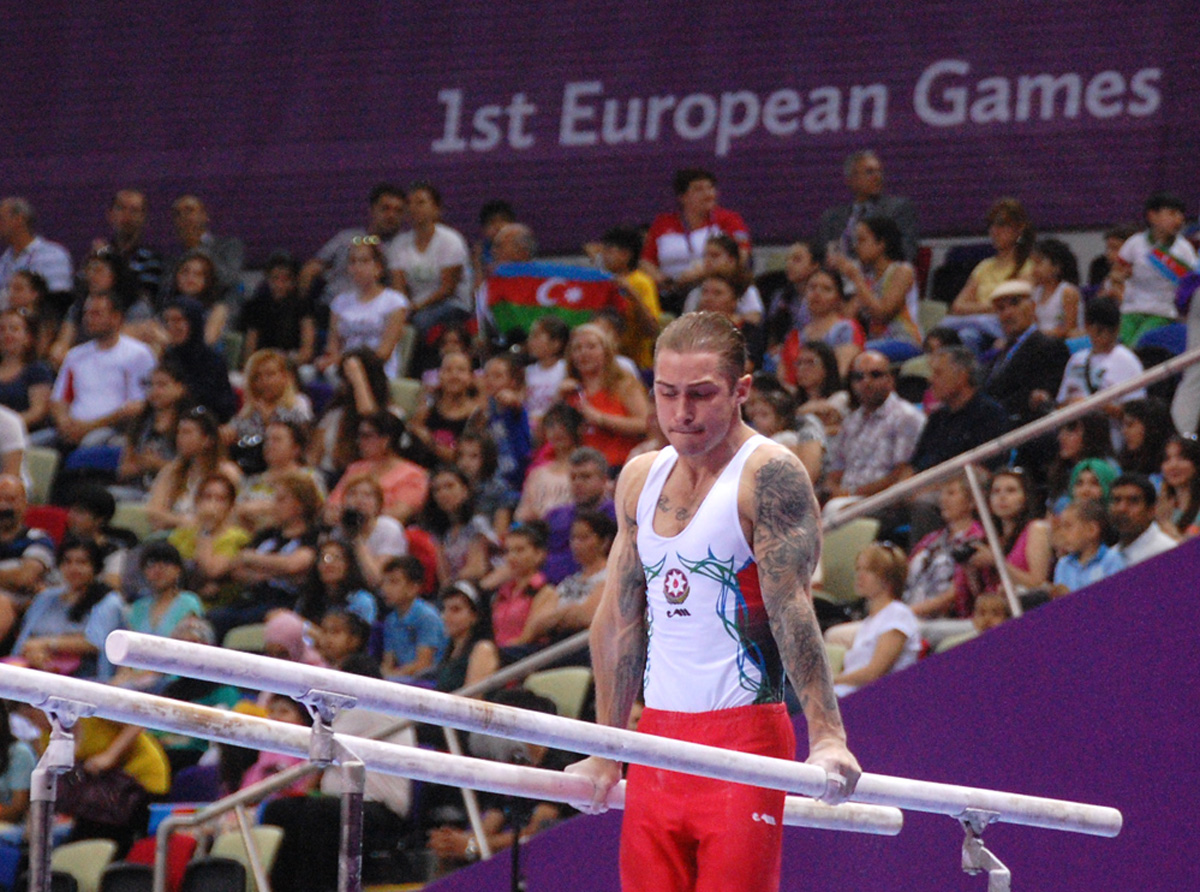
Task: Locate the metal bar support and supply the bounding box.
[337,761,366,892]
[234,804,273,892]
[961,809,1011,892]
[444,727,493,860]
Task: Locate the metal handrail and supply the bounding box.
[824,343,1200,532]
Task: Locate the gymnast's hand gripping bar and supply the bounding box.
[106,631,1121,837]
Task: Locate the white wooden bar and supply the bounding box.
[0,664,901,836]
[107,632,1122,837]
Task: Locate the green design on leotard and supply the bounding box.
[679,549,782,704]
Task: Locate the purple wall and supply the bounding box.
[429,538,1200,890]
[4,2,1199,263]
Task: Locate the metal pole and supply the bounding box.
[444,728,493,860]
[98,641,1121,836]
[827,343,1200,531]
[29,709,83,892]
[234,804,273,892]
[0,665,904,837]
[963,464,1023,619]
[337,761,366,892]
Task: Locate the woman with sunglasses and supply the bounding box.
[326,411,429,524]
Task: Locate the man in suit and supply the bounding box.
[983,280,1070,478]
[815,152,919,261]
[983,280,1070,427]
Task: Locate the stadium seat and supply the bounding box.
[25,447,59,505]
[51,839,117,892]
[222,624,267,653]
[99,863,152,892]
[818,519,880,604]
[824,643,846,675]
[111,502,153,542]
[524,667,593,720]
[389,377,422,417]
[916,299,947,334]
[210,826,284,892]
[179,858,245,892]
[395,325,418,378]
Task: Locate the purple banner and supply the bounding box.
[3,2,1198,263]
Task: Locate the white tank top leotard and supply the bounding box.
[635,434,785,712]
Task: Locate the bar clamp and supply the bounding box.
[960,808,1011,892]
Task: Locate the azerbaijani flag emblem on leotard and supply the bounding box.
[487,262,627,335]
[663,568,690,605]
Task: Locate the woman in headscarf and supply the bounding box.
[161,297,237,422]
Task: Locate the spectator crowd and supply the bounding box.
[0,153,1196,887]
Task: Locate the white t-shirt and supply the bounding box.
[52,335,156,422]
[1118,232,1198,318]
[524,359,567,425]
[835,600,920,697]
[329,287,411,377]
[1057,345,1146,404]
[387,224,471,311]
[682,283,765,316]
[1033,281,1082,333]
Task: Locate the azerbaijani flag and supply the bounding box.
[487,262,627,335]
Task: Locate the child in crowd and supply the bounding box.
[473,354,531,492]
[1056,298,1145,409]
[763,241,819,370]
[1029,238,1083,338]
[481,521,555,651]
[239,695,319,798]
[315,608,372,671]
[380,556,447,680]
[743,385,824,484]
[295,538,378,625]
[1112,192,1198,347]
[523,315,569,430]
[456,432,517,536]
[514,403,582,523]
[410,350,480,465]
[1051,500,1126,594]
[971,592,1011,633]
[65,484,135,590]
[598,225,661,370]
[419,324,472,390]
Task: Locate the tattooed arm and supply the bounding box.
[565,453,654,813]
[746,445,862,802]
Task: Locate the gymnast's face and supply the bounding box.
[654,350,750,460]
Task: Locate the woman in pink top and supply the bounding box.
[488,522,555,649]
[956,468,1051,615]
[328,412,429,523]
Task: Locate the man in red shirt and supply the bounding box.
[640,169,751,313]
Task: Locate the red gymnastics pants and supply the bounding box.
[620,702,796,892]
